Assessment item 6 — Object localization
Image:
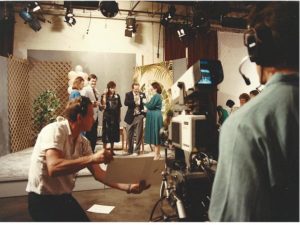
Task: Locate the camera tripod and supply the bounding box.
[149,145,184,222]
[149,145,215,222]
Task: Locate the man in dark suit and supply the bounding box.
[124,83,146,155]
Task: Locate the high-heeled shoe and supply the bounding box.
[154,154,161,160]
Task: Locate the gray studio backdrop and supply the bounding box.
[28,50,136,128]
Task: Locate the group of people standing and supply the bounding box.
[216,89,260,127]
[26,75,163,221]
[26,2,298,222]
[69,74,163,160]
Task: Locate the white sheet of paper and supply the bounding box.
[87,204,115,214]
[104,155,164,185]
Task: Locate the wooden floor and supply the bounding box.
[0,184,165,222]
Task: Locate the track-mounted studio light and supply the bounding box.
[28,2,41,12]
[177,26,188,40]
[125,14,137,37]
[99,1,119,18]
[160,4,176,26]
[19,7,41,31]
[19,8,32,22]
[176,24,191,45]
[65,7,76,26]
[167,5,176,19]
[191,10,210,34]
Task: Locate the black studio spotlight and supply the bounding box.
[27,1,41,12]
[177,24,191,45]
[192,11,210,34]
[177,25,188,41]
[99,1,119,18]
[65,7,76,26]
[160,4,176,26]
[19,8,33,23]
[19,7,41,31]
[125,15,137,37]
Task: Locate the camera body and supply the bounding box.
[169,59,223,170]
[169,114,209,170]
[157,59,223,221]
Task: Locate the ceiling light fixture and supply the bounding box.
[19,7,41,31]
[65,7,76,26]
[19,8,32,22]
[160,4,176,26]
[125,14,137,37]
[191,10,210,34]
[177,24,190,45]
[27,1,41,13]
[177,26,187,40]
[99,1,119,18]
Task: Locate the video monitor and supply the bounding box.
[197,60,223,86]
[198,68,213,84]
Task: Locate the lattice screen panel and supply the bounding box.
[7,56,31,152]
[29,60,71,140]
[7,56,71,153]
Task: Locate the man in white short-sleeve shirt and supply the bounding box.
[26,96,149,222]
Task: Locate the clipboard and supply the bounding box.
[104,155,164,185]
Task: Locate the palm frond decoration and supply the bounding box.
[133,61,173,119]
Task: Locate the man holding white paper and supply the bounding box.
[26,96,150,222]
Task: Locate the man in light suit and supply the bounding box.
[82,74,101,152]
[124,83,146,155]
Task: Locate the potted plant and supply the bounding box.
[32,90,60,134]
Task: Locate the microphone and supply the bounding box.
[239,56,251,85]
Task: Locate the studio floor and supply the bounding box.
[0,140,175,222]
[0,184,162,222]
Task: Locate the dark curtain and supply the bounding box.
[164,26,218,66]
[0,19,14,57]
[187,31,218,67]
[164,25,186,61]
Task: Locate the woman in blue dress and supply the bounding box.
[144,82,163,160]
[69,76,84,100]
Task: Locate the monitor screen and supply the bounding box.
[197,60,223,85]
[198,60,212,85]
[198,68,213,84]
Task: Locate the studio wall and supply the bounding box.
[0,56,9,156]
[6,9,264,154]
[13,13,163,67]
[13,10,259,110]
[217,31,259,107]
[28,50,136,127]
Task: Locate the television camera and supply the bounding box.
[149,59,223,222]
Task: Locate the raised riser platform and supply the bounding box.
[0,175,105,198]
[0,147,108,198]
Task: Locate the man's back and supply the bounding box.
[209,73,299,221]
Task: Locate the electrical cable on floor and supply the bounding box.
[149,195,178,221]
[149,196,165,221]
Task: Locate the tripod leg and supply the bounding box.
[160,180,167,198]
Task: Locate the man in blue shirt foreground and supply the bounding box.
[209,2,299,221]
